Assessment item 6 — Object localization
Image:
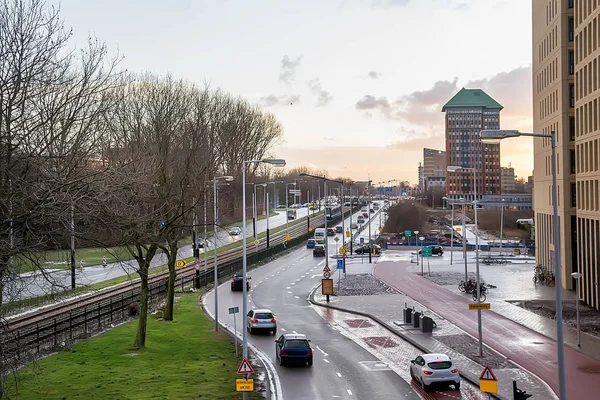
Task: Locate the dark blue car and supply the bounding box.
[275,334,313,367]
[306,239,316,249]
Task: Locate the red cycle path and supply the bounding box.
[374,260,600,398]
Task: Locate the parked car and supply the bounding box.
[231,272,251,291]
[228,226,243,236]
[313,244,326,257]
[327,228,336,236]
[419,245,444,256]
[410,353,460,391]
[247,309,277,335]
[354,244,382,255]
[306,239,317,249]
[196,238,205,248]
[275,334,313,367]
[335,225,343,233]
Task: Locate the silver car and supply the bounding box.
[247,308,277,334]
[410,353,460,391]
[229,226,242,236]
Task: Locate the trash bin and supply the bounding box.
[412,311,421,328]
[420,315,434,333]
[404,307,413,324]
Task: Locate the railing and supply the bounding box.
[1,206,359,365]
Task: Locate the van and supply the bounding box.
[516,218,534,226]
[314,228,326,244]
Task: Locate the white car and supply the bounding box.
[228,226,242,236]
[247,308,277,334]
[410,353,460,391]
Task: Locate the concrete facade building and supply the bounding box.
[533,0,600,309]
[442,88,502,202]
[423,148,447,191]
[501,166,518,193]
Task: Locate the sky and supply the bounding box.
[57,0,534,184]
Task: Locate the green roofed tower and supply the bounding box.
[442,88,502,203]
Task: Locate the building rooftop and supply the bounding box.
[442,88,503,111]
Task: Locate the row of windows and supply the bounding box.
[539,88,561,119]
[573,179,600,211]
[574,0,600,27]
[537,57,559,94]
[539,22,559,63]
[447,110,484,115]
[574,55,600,101]
[575,138,600,173]
[546,0,559,26]
[574,15,598,63]
[575,97,600,136]
[575,216,600,309]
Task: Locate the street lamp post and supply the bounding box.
[285,182,296,240]
[368,178,373,263]
[414,230,420,268]
[241,159,285,396]
[442,196,454,265]
[480,129,565,399]
[571,272,582,348]
[499,198,505,257]
[212,175,234,331]
[448,166,482,357]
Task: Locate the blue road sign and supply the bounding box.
[377,187,383,192]
[360,237,364,244]
[337,259,344,270]
[386,187,393,192]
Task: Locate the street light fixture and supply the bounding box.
[212,175,234,331]
[480,129,566,400]
[447,165,482,358]
[241,158,285,394]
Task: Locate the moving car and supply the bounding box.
[410,353,460,391]
[231,272,251,291]
[327,228,336,236]
[362,212,369,218]
[350,223,358,229]
[313,244,326,257]
[357,217,365,224]
[228,226,243,236]
[335,225,343,233]
[354,244,382,255]
[247,309,277,335]
[419,245,444,255]
[306,239,316,249]
[275,333,313,366]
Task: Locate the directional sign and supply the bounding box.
[228,307,239,314]
[336,259,344,270]
[405,230,412,237]
[479,365,498,393]
[360,237,364,245]
[323,265,331,273]
[386,187,393,192]
[237,358,255,374]
[334,236,340,242]
[346,229,351,238]
[254,239,259,246]
[322,278,334,295]
[175,260,186,268]
[339,248,347,255]
[422,247,433,257]
[323,271,331,279]
[469,303,491,310]
[236,379,254,392]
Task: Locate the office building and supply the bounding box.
[501,166,518,193]
[423,148,446,191]
[442,88,502,202]
[533,0,599,309]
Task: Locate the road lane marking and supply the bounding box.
[291,283,296,285]
[336,372,342,378]
[286,287,291,289]
[259,281,263,284]
[294,296,299,299]
[347,389,353,396]
[311,274,321,278]
[281,328,286,331]
[287,291,292,294]
[323,359,330,363]
[292,330,298,334]
[316,346,328,356]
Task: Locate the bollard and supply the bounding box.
[404,307,413,324]
[412,310,421,328]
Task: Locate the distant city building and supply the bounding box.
[423,148,446,191]
[525,175,533,194]
[481,194,533,211]
[425,176,446,191]
[501,166,517,193]
[417,162,424,192]
[442,88,502,202]
[533,0,600,309]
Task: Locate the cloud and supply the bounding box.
[368,71,382,79]
[355,95,390,110]
[260,94,301,107]
[307,78,333,106]
[279,55,303,85]
[453,3,469,11]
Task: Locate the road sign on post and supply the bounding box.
[360,237,364,245]
[322,279,333,295]
[175,260,186,268]
[236,379,254,392]
[336,259,344,270]
[422,247,432,257]
[237,358,255,374]
[469,303,491,310]
[479,365,498,393]
[405,230,412,238]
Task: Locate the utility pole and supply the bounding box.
[70,202,76,289]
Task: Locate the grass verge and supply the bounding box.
[5,293,262,400]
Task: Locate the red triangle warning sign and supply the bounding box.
[237,358,255,374]
[479,365,497,381]
[323,266,331,273]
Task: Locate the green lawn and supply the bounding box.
[5,293,262,400]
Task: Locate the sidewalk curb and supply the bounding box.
[308,284,502,400]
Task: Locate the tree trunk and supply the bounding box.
[163,240,178,321]
[134,266,149,349]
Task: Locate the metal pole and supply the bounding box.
[341,184,345,251]
[193,196,200,289]
[241,162,249,400]
[473,169,483,358]
[576,278,581,348]
[285,183,290,237]
[213,178,219,331]
[252,186,256,238]
[462,202,467,284]
[550,132,567,400]
[499,199,504,257]
[70,202,76,289]
[273,182,277,209]
[324,179,329,303]
[204,191,208,273]
[266,193,270,249]
[368,178,372,263]
[450,202,454,265]
[234,313,238,358]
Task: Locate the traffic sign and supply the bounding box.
[237,358,255,374]
[339,248,347,255]
[322,279,334,295]
[405,230,412,237]
[175,260,186,268]
[254,239,259,246]
[323,271,331,279]
[479,365,498,393]
[236,379,254,392]
[308,227,313,232]
[386,187,393,192]
[323,265,331,273]
[469,303,491,310]
[336,259,344,270]
[378,227,383,232]
[346,229,350,238]
[334,236,340,242]
[422,247,432,257]
[360,237,364,244]
[285,232,291,241]
[228,307,239,314]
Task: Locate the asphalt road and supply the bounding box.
[204,205,419,400]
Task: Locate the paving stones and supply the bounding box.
[335,273,400,296]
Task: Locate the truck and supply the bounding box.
[314,228,326,244]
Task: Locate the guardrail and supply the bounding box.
[2,206,359,365]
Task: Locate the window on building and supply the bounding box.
[568,0,573,8]
[570,116,575,140]
[570,149,576,174]
[569,51,574,75]
[570,84,575,108]
[568,17,574,42]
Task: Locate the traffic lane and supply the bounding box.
[241,207,310,237]
[247,247,418,400]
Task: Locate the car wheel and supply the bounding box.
[306,361,312,367]
[454,382,461,390]
[409,368,415,380]
[421,379,429,392]
[279,357,284,366]
[272,329,277,335]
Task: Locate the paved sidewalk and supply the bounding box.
[373,258,600,399]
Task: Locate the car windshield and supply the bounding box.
[254,313,273,319]
[427,361,452,369]
[285,339,309,349]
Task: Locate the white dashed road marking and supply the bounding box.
[336,372,342,378]
[347,389,353,396]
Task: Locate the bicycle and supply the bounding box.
[472,289,487,302]
[533,266,545,285]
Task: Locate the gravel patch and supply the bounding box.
[509,300,600,338]
[435,334,511,369]
[422,271,487,287]
[336,274,400,296]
